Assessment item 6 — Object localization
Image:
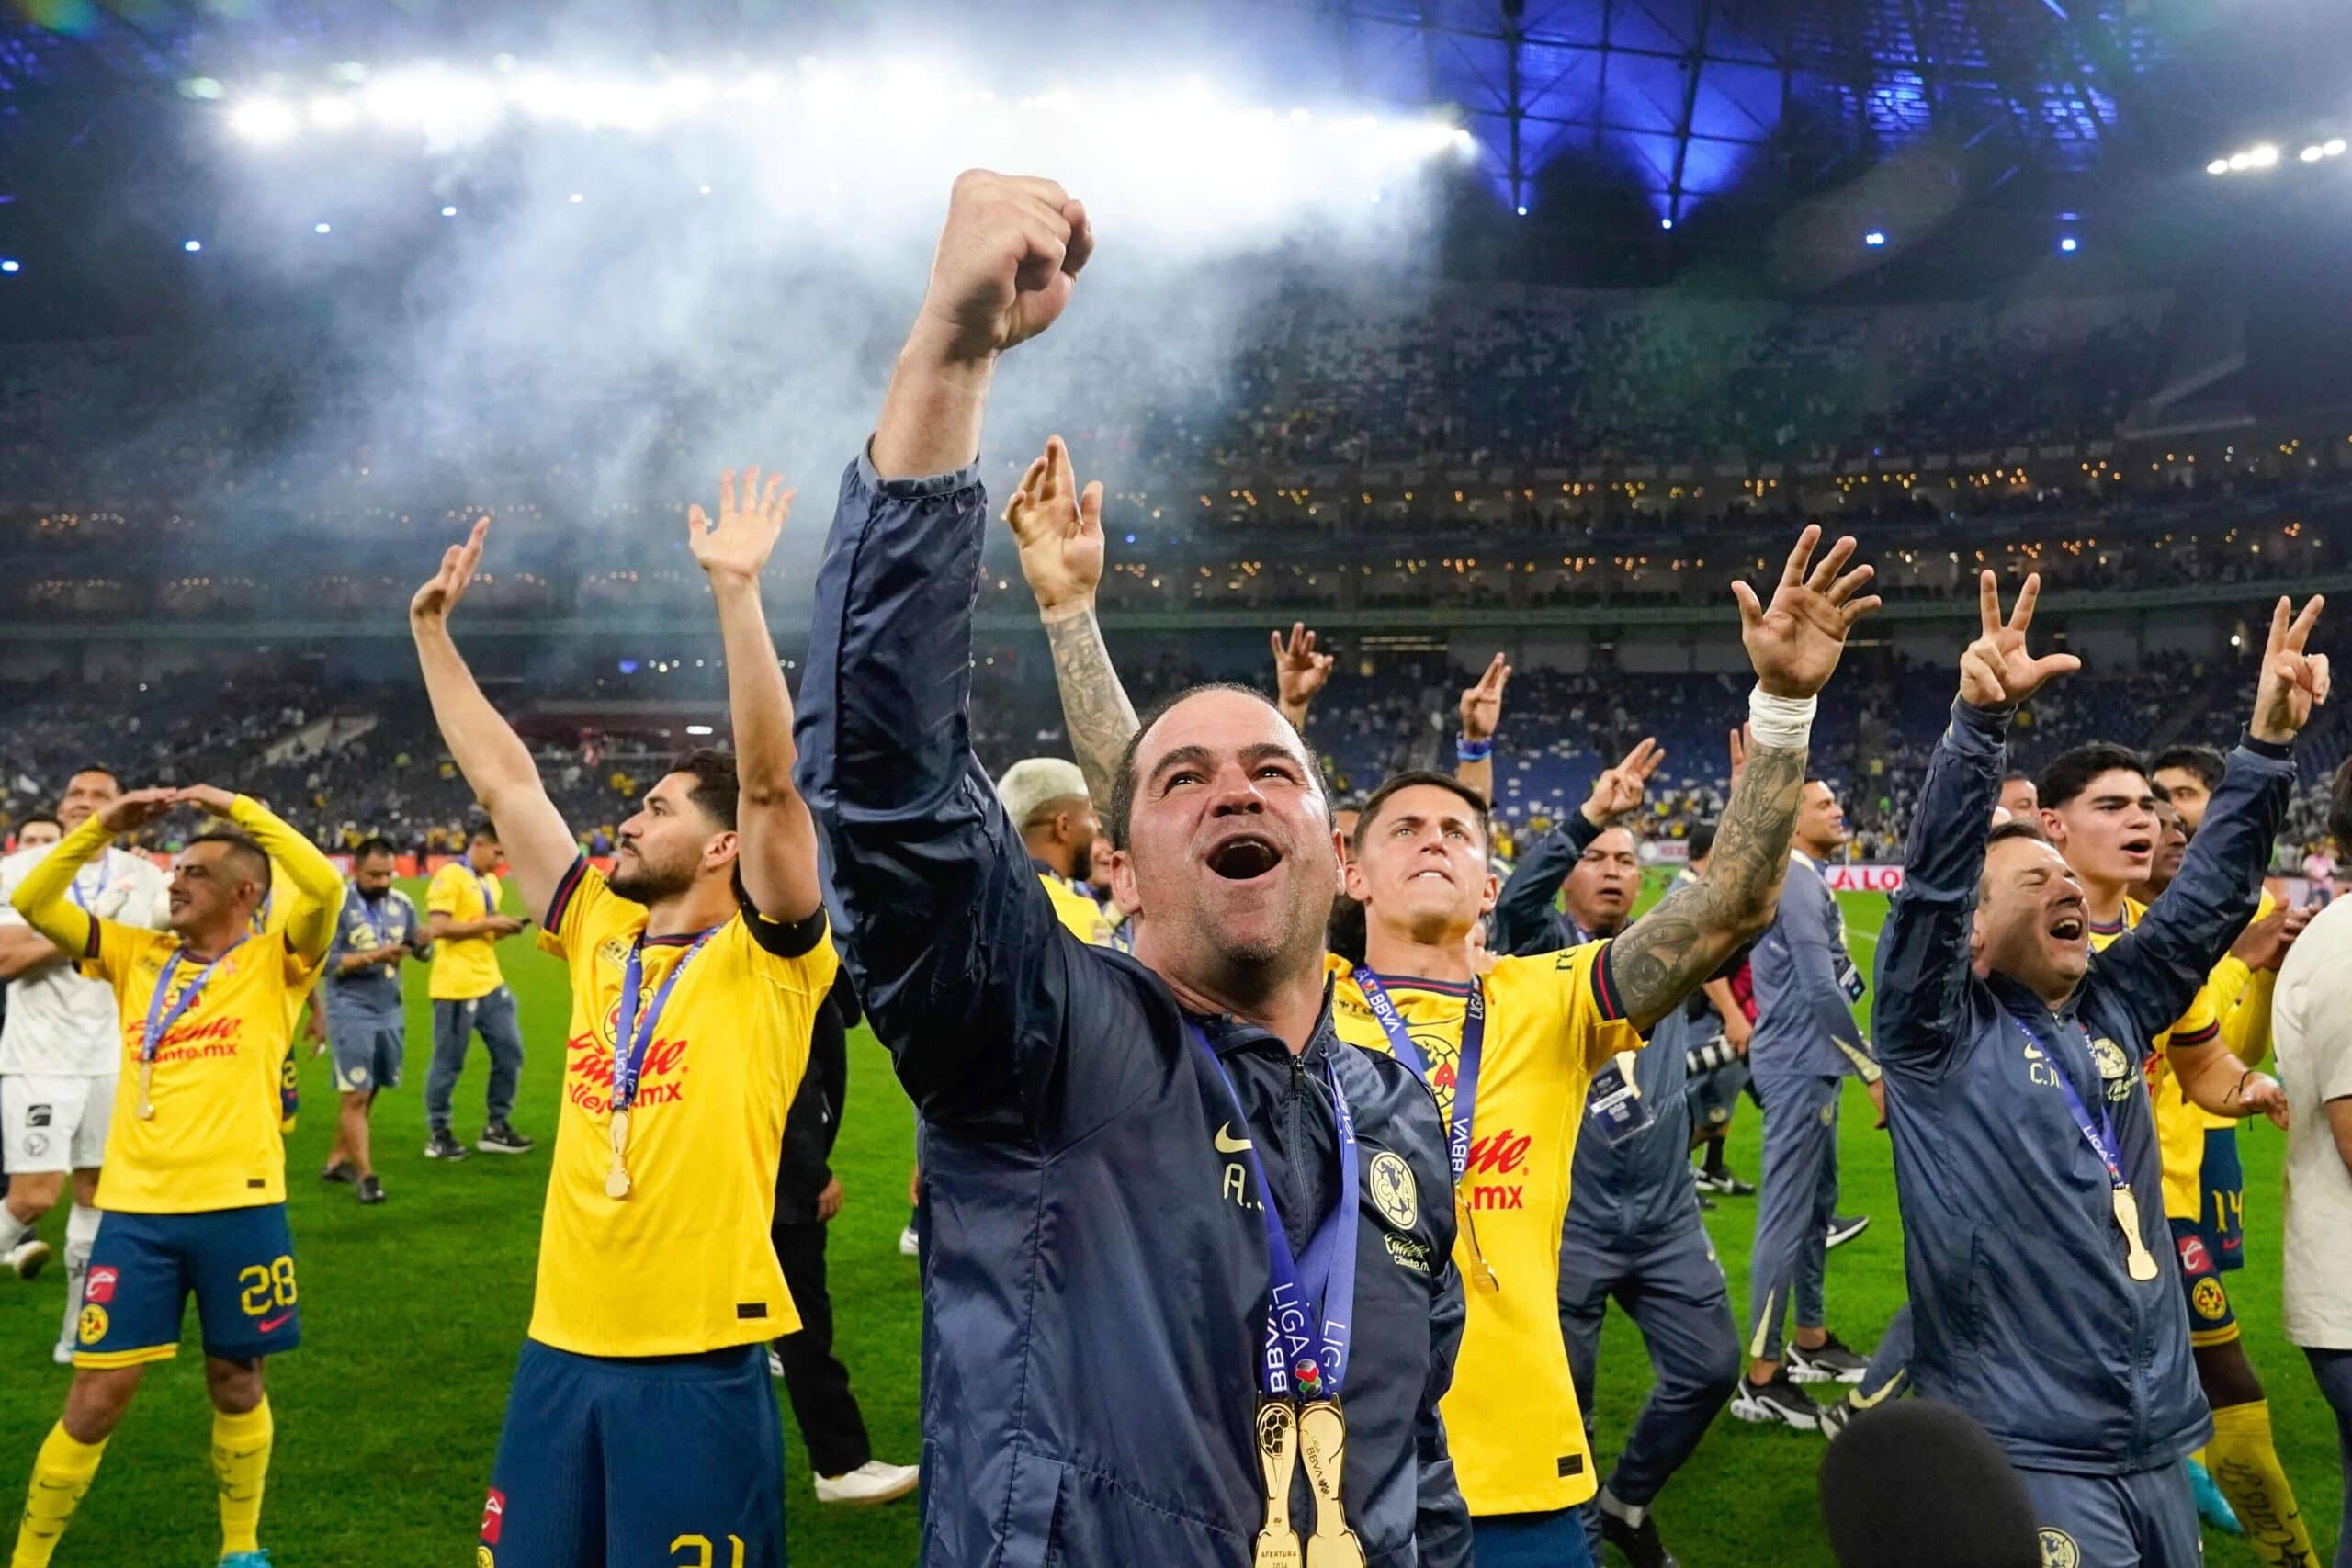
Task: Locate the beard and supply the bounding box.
[608,850,698,905]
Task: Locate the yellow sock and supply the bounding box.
[12,1423,107,1568]
[209,1399,273,1558]
[2208,1399,2318,1568]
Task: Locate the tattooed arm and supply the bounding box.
[1003,436,1140,805]
[1042,607,1141,807]
[1607,525,1882,1032]
[1611,740,1805,1032]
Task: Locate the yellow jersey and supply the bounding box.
[426,862,507,1001]
[8,802,338,1213]
[1329,942,1641,1516]
[2093,896,2231,1219]
[1037,866,1114,946]
[532,856,838,1358]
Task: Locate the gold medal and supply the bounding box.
[1251,1400,1305,1568]
[1295,1401,1366,1568]
[2113,1186,2160,1282]
[135,1061,154,1121]
[606,1109,633,1201]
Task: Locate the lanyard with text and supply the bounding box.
[605,926,719,1200]
[1185,1023,1366,1568]
[476,874,500,921]
[135,943,239,1121]
[67,851,110,914]
[1350,968,1499,1293]
[2010,1012,2161,1282]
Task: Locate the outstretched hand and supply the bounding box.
[412,517,488,630]
[2249,596,2331,744]
[688,468,794,585]
[1272,624,1335,717]
[1459,654,1510,742]
[1582,738,1664,828]
[911,170,1094,364]
[1733,525,1881,699]
[1959,572,2080,708]
[1004,436,1105,618]
[96,788,176,836]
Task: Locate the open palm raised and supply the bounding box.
[1733,525,1882,700]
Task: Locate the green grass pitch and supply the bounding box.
[0,884,2339,1564]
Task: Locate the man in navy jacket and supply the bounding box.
[1872,574,2319,1567]
[797,172,1470,1567]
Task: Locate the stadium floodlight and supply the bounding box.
[229,97,300,144]
[1515,205,1528,216]
[183,240,203,253]
[0,259,17,274]
[313,221,333,234]
[2227,152,2255,171]
[440,205,458,217]
[2329,139,2348,157]
[1660,218,1674,231]
[2301,145,2325,163]
[1864,230,1887,247]
[310,95,360,130]
[684,724,715,737]
[2060,237,2077,253]
[2207,158,2231,175]
[568,192,584,203]
[2247,143,2280,168]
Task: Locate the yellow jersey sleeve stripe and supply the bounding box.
[547,855,591,931]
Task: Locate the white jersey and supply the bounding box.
[0,842,171,1076]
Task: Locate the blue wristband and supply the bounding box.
[1455,737,1494,762]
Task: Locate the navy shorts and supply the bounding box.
[327,1009,404,1094]
[2198,1126,2245,1272]
[74,1205,302,1369]
[2016,1461,2199,1567]
[2169,1216,2239,1348]
[482,1339,785,1568]
[1469,1507,1595,1568]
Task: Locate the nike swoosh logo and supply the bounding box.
[257,1313,294,1334]
[1848,1371,1907,1410]
[1214,1123,1253,1155]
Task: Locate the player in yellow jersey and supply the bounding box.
[1327,525,1882,1567]
[411,468,834,1568]
[2042,741,2320,1567]
[7,784,341,1568]
[422,824,534,1159]
[996,756,1115,945]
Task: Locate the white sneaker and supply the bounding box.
[815,1461,920,1506]
[897,1225,919,1258]
[767,1348,785,1379]
[4,1238,50,1281]
[51,1339,74,1367]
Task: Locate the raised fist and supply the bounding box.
[910,171,1093,364]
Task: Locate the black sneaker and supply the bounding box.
[356,1174,386,1205]
[1600,1506,1680,1568]
[1817,1393,1859,1438]
[424,1130,469,1161]
[1728,1370,1821,1431]
[1824,1213,1871,1250]
[1787,1332,1871,1385]
[320,1160,357,1185]
[1695,1168,1758,1197]
[477,1122,535,1156]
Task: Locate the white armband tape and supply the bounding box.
[1747,684,1816,750]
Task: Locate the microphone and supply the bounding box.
[1819,1400,2039,1568]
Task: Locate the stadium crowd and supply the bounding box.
[0,170,2348,1568]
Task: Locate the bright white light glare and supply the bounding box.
[2207,157,2231,175]
[183,239,203,253]
[2301,145,2324,163]
[2248,143,2280,167]
[1864,230,1887,247]
[0,260,17,275]
[229,98,300,144]
[568,192,584,203]
[440,205,458,217]
[2227,152,2255,171]
[1515,204,1529,216]
[684,724,715,736]
[1660,218,1674,230]
[313,222,333,234]
[2329,139,2348,157]
[2059,236,2077,253]
[310,95,359,130]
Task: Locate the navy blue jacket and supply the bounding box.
[1563,989,1706,1250]
[1492,811,1601,958]
[1873,698,2291,1474]
[1750,851,1876,1087]
[797,453,1471,1568]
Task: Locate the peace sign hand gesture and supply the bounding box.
[2249,595,2331,744]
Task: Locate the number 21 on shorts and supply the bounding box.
[672,1537,746,1568]
[238,1255,298,1317]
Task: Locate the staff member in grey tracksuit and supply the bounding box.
[1734,781,1882,1427]
[1873,575,2311,1567]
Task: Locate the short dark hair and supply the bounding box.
[1351,770,1492,858]
[2330,757,2352,855]
[17,812,60,835]
[1104,683,1325,851]
[669,748,740,832]
[468,821,501,846]
[186,829,273,896]
[2038,743,2149,811]
[2148,744,2226,793]
[1987,819,2050,850]
[1689,819,1719,862]
[354,836,396,863]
